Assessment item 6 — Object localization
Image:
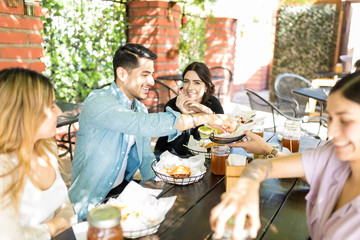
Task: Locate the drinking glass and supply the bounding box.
[282,120,301,153]
[211,145,230,175]
[251,120,264,138]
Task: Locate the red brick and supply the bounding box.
[29,32,43,43]
[0,15,43,30]
[1,47,44,59]
[149,46,168,54]
[131,8,165,17]
[148,1,170,8]
[129,1,149,8]
[131,35,177,45]
[206,28,233,36]
[29,61,45,72]
[0,31,27,43]
[206,41,231,48]
[164,63,178,71]
[129,17,179,28]
[155,55,169,63]
[34,5,42,17]
[0,61,28,70]
[0,1,24,14]
[154,64,164,72]
[129,27,162,36]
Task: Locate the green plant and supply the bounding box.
[41,0,127,102]
[179,14,206,71]
[270,4,337,100]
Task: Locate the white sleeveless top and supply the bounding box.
[19,153,68,227]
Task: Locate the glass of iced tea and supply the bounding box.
[211,145,230,175]
[251,120,264,138]
[282,120,301,153]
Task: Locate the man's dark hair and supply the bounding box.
[113,43,157,81]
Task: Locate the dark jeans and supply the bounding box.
[103,180,129,202]
[103,179,141,202]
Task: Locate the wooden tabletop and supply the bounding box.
[54,132,324,240]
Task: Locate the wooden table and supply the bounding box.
[54,132,324,240]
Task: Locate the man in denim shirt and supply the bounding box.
[68,44,236,220]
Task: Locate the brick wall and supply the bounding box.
[128,1,180,76]
[245,65,269,91]
[0,0,45,72]
[205,17,237,72]
[205,17,237,103]
[128,0,181,112]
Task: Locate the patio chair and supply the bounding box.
[210,66,233,99]
[274,73,312,117]
[245,89,323,139]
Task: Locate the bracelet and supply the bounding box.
[265,148,279,159]
[189,113,197,128]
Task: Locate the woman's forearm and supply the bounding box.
[240,159,273,183]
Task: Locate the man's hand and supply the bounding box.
[208,114,237,133]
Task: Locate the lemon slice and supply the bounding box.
[198,126,223,138]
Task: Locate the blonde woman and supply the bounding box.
[0,68,76,239]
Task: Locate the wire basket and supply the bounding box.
[123,223,160,239]
[151,161,206,185]
[188,148,211,159]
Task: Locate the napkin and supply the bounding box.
[154,150,207,177]
[187,135,208,153]
[107,181,177,236]
[227,154,247,166]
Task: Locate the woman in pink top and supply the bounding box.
[210,71,360,240]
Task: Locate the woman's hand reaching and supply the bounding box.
[210,178,261,239]
[228,130,273,155]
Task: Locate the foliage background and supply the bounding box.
[178,14,206,71]
[270,4,337,99]
[41,0,127,102]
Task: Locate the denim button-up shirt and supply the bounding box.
[69,82,181,220]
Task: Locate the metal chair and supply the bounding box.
[245,89,323,139]
[210,66,233,99]
[274,73,312,117]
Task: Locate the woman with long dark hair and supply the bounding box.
[155,62,224,157]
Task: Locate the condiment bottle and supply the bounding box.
[87,205,124,240]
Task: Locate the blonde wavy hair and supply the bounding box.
[0,68,58,209]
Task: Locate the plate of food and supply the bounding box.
[209,111,265,144]
[152,151,207,185]
[152,162,206,185]
[184,135,214,159]
[106,181,176,239]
